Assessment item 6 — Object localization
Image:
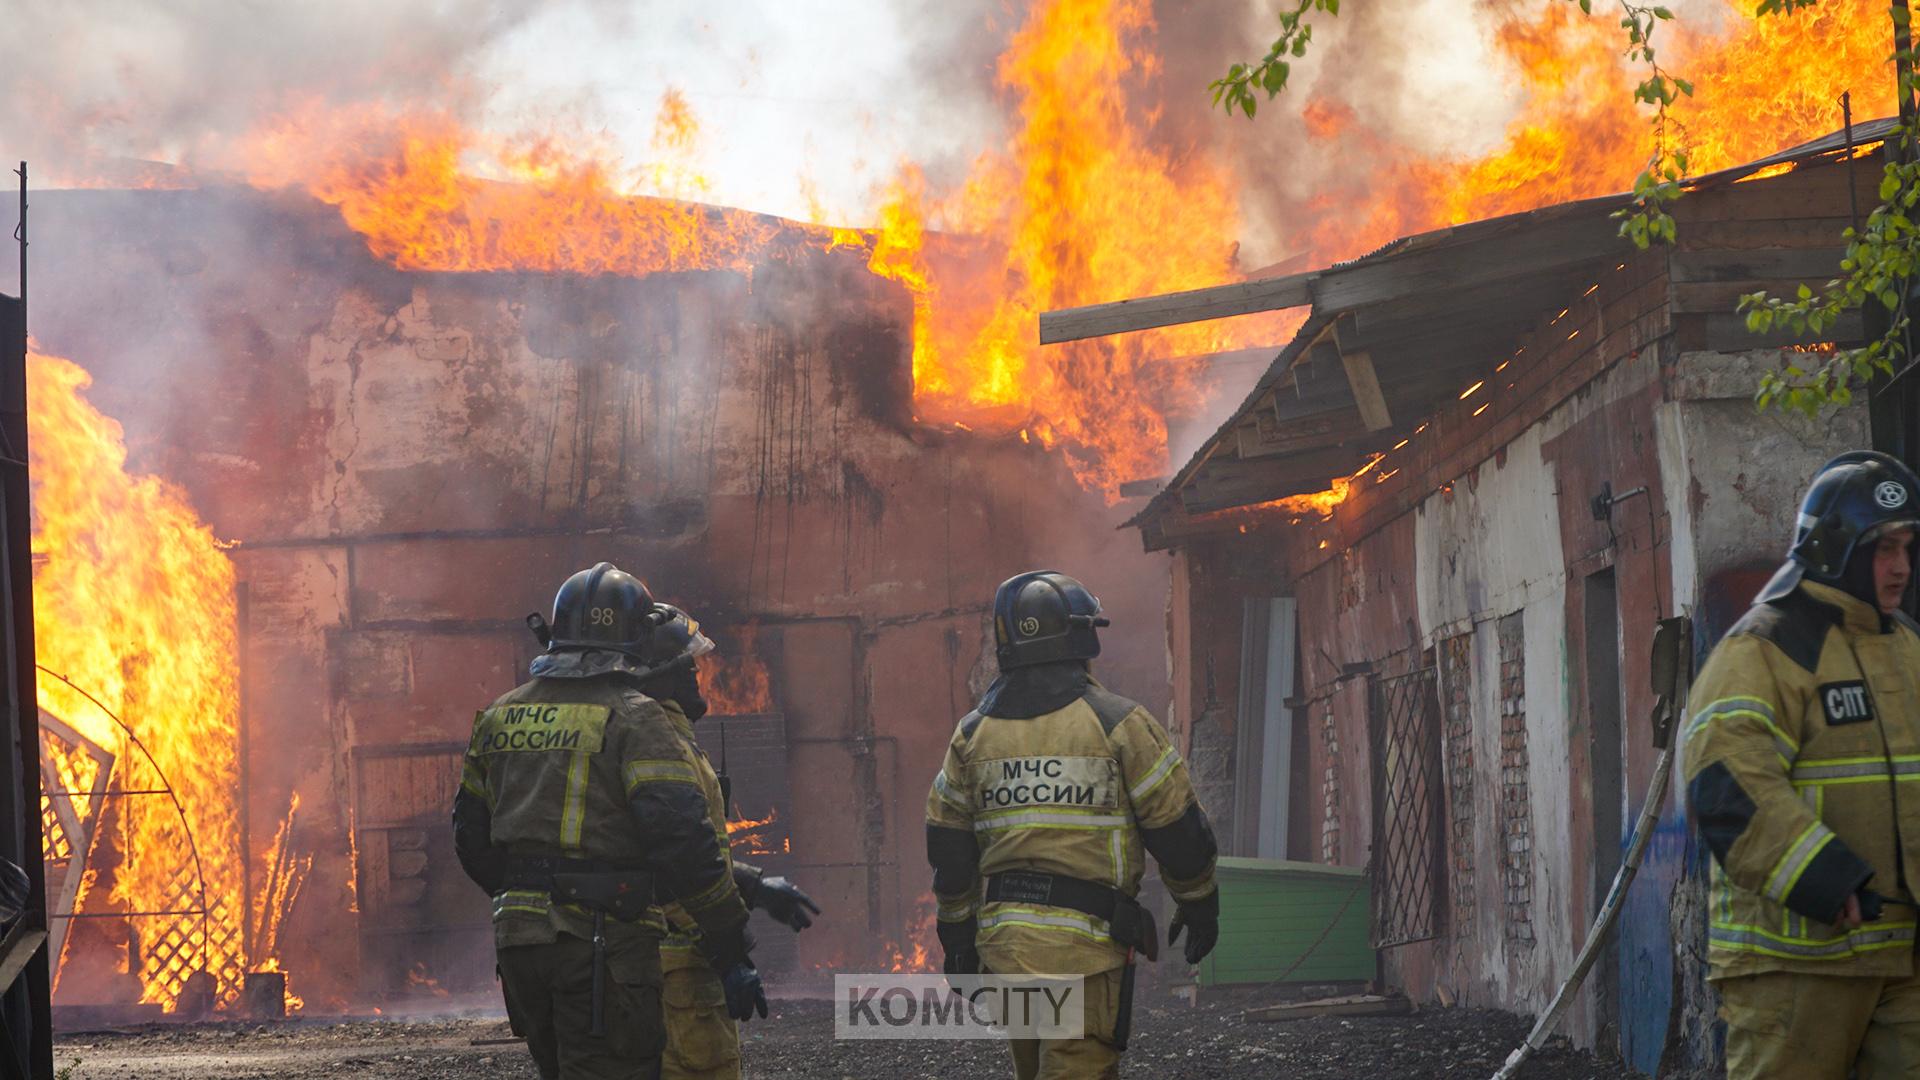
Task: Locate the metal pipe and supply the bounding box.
[1898,0,1918,147]
[1844,92,1862,237]
[13,163,22,315]
[237,582,252,968]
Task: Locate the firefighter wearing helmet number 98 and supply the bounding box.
[1685,452,1920,1079]
[926,571,1221,1080]
[452,562,765,1080]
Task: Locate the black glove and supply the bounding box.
[756,877,821,932]
[937,917,979,976]
[719,962,769,1021]
[1168,890,1220,965]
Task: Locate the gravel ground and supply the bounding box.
[53,989,1693,1080]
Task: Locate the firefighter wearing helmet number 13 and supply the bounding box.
[1684,451,1920,1079]
[926,570,1221,1080]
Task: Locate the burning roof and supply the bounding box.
[1122,119,1897,548]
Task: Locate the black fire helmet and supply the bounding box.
[530,562,671,679]
[1759,450,1920,607]
[992,570,1110,671]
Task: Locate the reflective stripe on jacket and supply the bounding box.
[1685,579,1920,980]
[924,669,1217,976]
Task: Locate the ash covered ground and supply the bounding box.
[54,989,1687,1079]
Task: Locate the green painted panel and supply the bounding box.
[1195,859,1374,987]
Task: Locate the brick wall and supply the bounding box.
[1496,611,1534,947]
[1439,632,1476,931]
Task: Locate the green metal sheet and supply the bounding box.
[1195,857,1375,987]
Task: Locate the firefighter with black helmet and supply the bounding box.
[1685,451,1920,1078]
[631,604,822,1080]
[452,563,766,1080]
[925,570,1221,1079]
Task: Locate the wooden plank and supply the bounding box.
[1339,350,1393,431]
[0,924,46,996]
[1312,212,1624,312]
[1668,247,1844,284]
[1677,217,1858,253]
[1670,279,1834,315]
[1340,269,1596,349]
[1246,995,1412,1022]
[1692,309,1867,351]
[1676,161,1881,223]
[1039,272,1317,344]
[358,829,392,916]
[1237,407,1363,459]
[1182,449,1361,515]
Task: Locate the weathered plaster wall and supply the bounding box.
[1648,349,1869,1068]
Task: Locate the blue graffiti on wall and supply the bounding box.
[1616,564,1771,1073]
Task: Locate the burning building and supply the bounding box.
[21,182,1177,1013]
[1118,125,1891,1072]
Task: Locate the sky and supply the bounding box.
[473,1,1008,225]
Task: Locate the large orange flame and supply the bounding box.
[868,0,1289,497]
[28,348,299,1010]
[1300,0,1894,264]
[695,623,773,717]
[238,100,789,276]
[160,0,1900,514]
[29,348,243,1007]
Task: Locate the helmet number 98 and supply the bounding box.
[588,607,617,627]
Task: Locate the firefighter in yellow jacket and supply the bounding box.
[629,605,821,1080]
[453,563,768,1080]
[1685,451,1920,1079]
[926,570,1221,1080]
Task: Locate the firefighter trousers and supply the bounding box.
[1720,963,1920,1079]
[662,964,741,1080]
[1005,967,1124,1080]
[498,936,666,1080]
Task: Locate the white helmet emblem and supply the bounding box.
[1017,617,1041,637]
[1876,480,1909,510]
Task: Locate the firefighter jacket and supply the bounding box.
[655,703,756,975]
[452,674,751,961]
[1685,578,1920,980]
[924,661,1219,976]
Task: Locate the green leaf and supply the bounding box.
[1653,6,1673,18]
[1242,96,1256,119]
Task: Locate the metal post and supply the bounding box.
[1,161,50,1079]
[1899,0,1919,141]
[237,583,251,968]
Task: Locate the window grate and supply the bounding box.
[1370,666,1446,947]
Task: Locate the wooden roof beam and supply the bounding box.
[1038,272,1317,345]
[1181,448,1360,514]
[1339,350,1393,432]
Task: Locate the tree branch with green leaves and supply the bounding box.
[1209,0,1339,120]
[1742,5,1920,417]
[1601,0,1693,249]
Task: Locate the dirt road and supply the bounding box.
[52,989,1675,1080]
